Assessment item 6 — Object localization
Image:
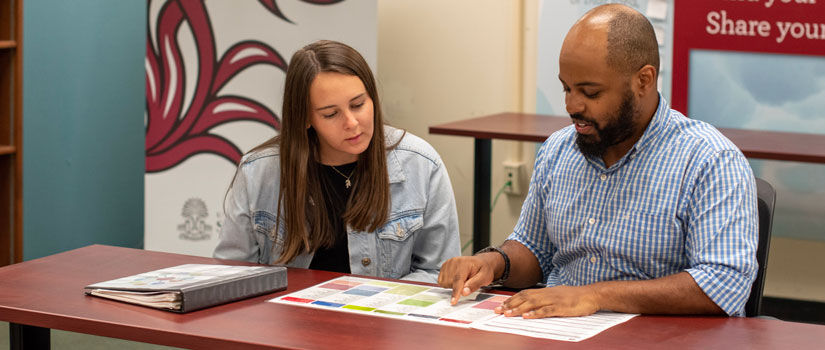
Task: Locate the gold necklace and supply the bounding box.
[330,165,355,188]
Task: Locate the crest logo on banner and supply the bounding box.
[144,0,375,256]
[178,198,212,241]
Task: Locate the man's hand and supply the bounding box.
[496,285,600,318]
[437,255,498,305]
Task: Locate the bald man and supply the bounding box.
[438,4,758,318]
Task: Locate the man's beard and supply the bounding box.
[573,90,637,158]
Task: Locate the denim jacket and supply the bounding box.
[214,126,460,283]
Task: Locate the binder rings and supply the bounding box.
[84,264,288,313]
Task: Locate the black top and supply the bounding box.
[308,162,356,273]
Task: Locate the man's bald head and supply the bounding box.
[572,4,659,76]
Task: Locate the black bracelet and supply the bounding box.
[475,246,510,285]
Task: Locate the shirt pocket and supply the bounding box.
[607,210,684,279]
[252,210,282,265]
[376,211,424,278]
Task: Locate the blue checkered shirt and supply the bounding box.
[508,96,758,316]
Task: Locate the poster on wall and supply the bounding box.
[145,0,377,257]
[673,0,825,242]
[536,0,675,117]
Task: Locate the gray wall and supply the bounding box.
[23,1,145,259]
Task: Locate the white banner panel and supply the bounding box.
[145,0,377,257]
[536,0,674,116]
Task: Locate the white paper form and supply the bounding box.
[472,311,637,342]
[271,276,637,341]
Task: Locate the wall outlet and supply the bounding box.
[502,161,525,196]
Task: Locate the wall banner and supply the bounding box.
[145,0,376,257]
[673,0,825,243]
[672,0,825,112]
[536,0,675,117]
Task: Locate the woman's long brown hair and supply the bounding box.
[253,40,394,264]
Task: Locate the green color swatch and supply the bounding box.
[343,305,376,312]
[385,285,429,296]
[374,310,405,316]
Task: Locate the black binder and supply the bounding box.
[84,264,288,313]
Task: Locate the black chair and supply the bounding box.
[745,177,776,317]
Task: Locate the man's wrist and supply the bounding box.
[583,282,603,311]
[475,246,510,285]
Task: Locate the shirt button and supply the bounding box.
[600,174,607,181]
[361,258,371,266]
[590,256,597,263]
[588,218,595,225]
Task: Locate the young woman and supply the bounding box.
[214,40,460,283]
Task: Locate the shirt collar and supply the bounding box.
[386,149,406,184]
[632,93,671,155]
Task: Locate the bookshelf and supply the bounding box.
[0,0,22,266]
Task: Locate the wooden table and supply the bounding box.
[429,112,825,251]
[2,245,824,349]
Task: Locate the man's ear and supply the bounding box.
[635,64,658,96]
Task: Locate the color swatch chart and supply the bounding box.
[270,276,506,326]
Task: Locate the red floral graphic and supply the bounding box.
[258,0,344,23]
[146,0,344,172]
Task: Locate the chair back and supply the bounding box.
[745,177,776,317]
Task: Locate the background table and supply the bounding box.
[2,245,824,349]
[430,112,825,251]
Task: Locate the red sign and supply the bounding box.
[672,0,825,113]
